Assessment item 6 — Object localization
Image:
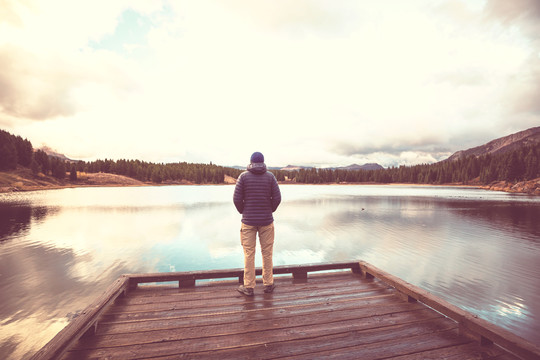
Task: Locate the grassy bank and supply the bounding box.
[0,167,147,193]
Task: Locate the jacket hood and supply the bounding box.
[247,162,267,174]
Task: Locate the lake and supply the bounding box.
[1,184,539,359]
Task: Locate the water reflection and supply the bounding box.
[0,185,539,359]
[0,203,55,241]
[0,235,133,359]
[274,191,540,346]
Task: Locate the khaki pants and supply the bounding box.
[240,222,274,289]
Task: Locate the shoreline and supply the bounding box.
[1,170,539,195]
[276,180,540,195]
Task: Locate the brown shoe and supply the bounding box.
[237,285,254,296]
[263,284,276,293]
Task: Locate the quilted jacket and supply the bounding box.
[233,163,281,226]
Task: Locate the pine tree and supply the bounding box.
[34,150,51,175]
[15,136,33,167]
[51,158,66,179]
[70,164,77,181]
[0,130,18,170]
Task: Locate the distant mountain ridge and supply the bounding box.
[38,146,75,162]
[35,127,539,169]
[235,163,384,171]
[447,126,540,161]
[278,163,384,171]
[335,163,384,171]
[279,165,311,171]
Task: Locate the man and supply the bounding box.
[233,151,281,296]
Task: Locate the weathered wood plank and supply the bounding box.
[129,270,369,298]
[126,261,361,287]
[358,260,540,360]
[110,282,388,313]
[75,304,434,349]
[97,297,425,335]
[389,342,519,360]
[101,278,393,316]
[64,310,451,359]
[30,275,129,360]
[150,322,465,360]
[279,328,470,360]
[98,295,410,334]
[31,262,536,360]
[119,278,380,306]
[120,275,378,306]
[98,292,395,327]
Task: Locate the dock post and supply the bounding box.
[396,291,417,303]
[292,270,308,280]
[360,269,374,280]
[179,279,196,287]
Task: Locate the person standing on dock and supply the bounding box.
[233,151,281,296]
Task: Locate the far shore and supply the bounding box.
[1,169,539,195]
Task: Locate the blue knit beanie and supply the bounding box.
[250,151,264,163]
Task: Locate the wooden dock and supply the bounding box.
[31,261,540,360]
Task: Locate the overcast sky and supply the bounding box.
[1,0,539,168]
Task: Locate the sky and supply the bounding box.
[1,0,539,168]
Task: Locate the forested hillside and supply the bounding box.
[1,129,539,189]
[275,142,539,185]
[78,158,240,184]
[0,129,240,184]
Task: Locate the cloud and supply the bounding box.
[333,137,448,158]
[2,0,540,167]
[0,46,77,120]
[0,0,27,26]
[485,0,540,36]
[0,0,163,122]
[330,134,452,167]
[506,57,540,115]
[481,0,540,127]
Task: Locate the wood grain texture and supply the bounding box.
[31,261,538,360]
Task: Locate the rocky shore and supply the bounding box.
[481,179,540,195]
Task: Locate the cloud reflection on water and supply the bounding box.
[0,185,539,359]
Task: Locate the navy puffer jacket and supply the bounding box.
[233,163,281,226]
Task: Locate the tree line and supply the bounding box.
[1,129,538,185]
[77,159,241,184]
[0,129,73,179]
[274,142,539,185]
[0,129,241,183]
[0,129,33,170]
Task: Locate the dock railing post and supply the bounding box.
[359,268,374,280]
[292,270,308,280]
[178,279,196,287]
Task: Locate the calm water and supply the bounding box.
[1,184,539,359]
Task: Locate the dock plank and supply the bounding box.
[65,309,452,359]
[96,297,422,336]
[41,265,531,360]
[120,276,381,305]
[389,342,520,360]
[110,282,389,313]
[73,304,436,349]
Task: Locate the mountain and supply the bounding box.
[38,146,76,163]
[447,126,540,161]
[230,165,312,171]
[231,163,384,171]
[280,165,313,171]
[278,163,384,171]
[335,163,384,171]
